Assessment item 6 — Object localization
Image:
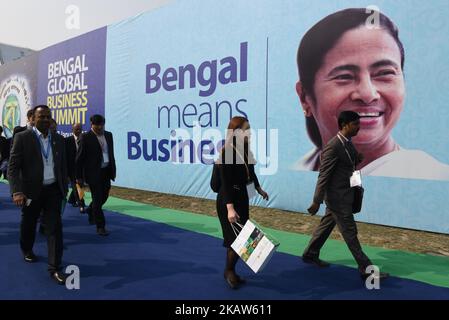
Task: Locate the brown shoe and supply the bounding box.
[302,255,330,268]
[223,272,240,289]
[235,275,246,284]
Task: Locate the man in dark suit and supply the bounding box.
[65,123,85,211]
[7,109,34,179]
[76,114,116,236]
[303,111,388,281]
[8,105,69,285]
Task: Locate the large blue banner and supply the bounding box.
[2,0,448,234]
[37,27,107,136]
[106,0,449,234]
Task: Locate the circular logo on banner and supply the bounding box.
[0,76,32,138]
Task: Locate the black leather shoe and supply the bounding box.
[50,271,68,285]
[97,228,110,236]
[302,255,330,268]
[23,252,38,263]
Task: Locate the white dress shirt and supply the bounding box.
[33,127,56,185]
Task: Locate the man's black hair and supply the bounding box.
[90,114,105,125]
[26,109,34,118]
[338,111,360,129]
[32,105,50,113]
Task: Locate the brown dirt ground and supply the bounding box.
[110,186,449,257]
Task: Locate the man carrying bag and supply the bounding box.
[302,111,388,281]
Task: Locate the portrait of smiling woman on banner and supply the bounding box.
[292,8,449,181]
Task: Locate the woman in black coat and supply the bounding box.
[216,116,269,289]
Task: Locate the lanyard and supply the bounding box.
[337,133,355,171]
[34,131,52,163]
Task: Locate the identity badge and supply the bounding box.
[350,170,362,187]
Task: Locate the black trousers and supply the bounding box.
[88,168,111,229]
[20,183,63,273]
[303,207,372,273]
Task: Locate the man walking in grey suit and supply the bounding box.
[303,111,388,281]
[8,105,69,285]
